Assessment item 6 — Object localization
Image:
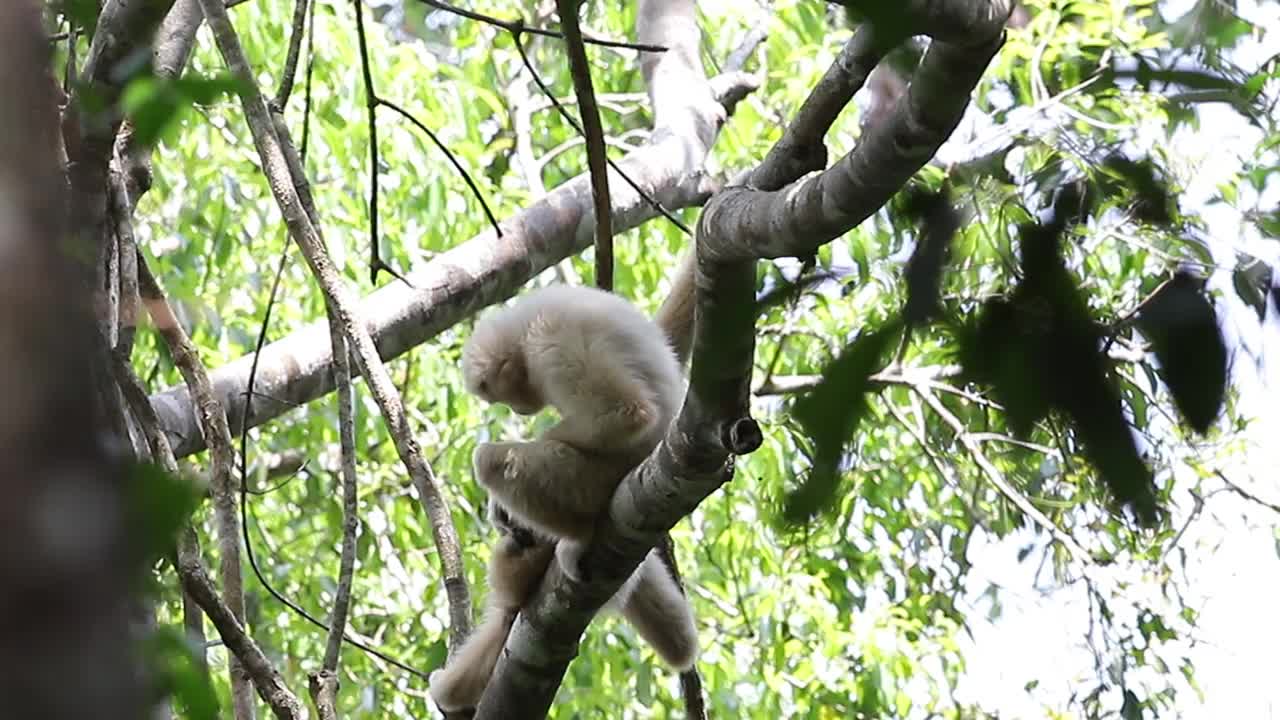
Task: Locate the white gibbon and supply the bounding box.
[428,254,698,713]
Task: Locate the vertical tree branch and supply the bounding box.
[137,257,255,719]
[556,0,614,290]
[320,303,360,674]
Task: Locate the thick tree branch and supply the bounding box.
[474,0,740,715]
[0,3,142,715]
[478,1,1012,716]
[703,31,1006,261]
[746,26,891,192]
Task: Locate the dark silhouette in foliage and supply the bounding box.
[957,184,1167,525]
[1135,270,1228,434]
[785,322,902,523]
[783,188,958,524]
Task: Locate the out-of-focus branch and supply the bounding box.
[0,3,141,716]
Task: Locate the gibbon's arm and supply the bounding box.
[653,251,697,366]
[474,437,624,542]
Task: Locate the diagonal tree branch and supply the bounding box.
[555,0,614,290]
[477,1,1013,716]
[113,350,307,720]
[137,251,256,719]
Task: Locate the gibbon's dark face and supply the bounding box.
[466,351,543,415]
[493,355,542,415]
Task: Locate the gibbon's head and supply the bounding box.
[462,308,544,415]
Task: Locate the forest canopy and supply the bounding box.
[5,0,1278,718]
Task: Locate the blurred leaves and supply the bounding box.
[1135,271,1227,434]
[784,321,902,524]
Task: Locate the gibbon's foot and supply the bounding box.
[473,441,524,491]
[555,539,592,583]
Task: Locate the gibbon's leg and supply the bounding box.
[473,439,625,542]
[619,552,699,671]
[428,537,553,712]
[428,607,515,712]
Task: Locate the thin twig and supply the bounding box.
[555,0,613,290]
[300,0,316,161]
[351,0,406,286]
[272,0,310,110]
[1214,470,1280,514]
[915,388,1093,565]
[512,28,691,235]
[656,537,708,720]
[378,98,502,237]
[415,0,668,51]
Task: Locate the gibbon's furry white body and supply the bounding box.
[428,263,699,713]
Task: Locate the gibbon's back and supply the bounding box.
[507,284,685,418]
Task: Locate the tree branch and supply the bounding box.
[176,529,307,720]
[555,0,614,290]
[137,253,255,719]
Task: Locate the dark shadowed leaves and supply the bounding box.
[955,296,1052,435]
[1097,154,1177,226]
[956,207,1160,525]
[125,462,200,566]
[123,73,246,148]
[898,186,959,325]
[142,627,219,720]
[1136,271,1228,434]
[783,321,902,524]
